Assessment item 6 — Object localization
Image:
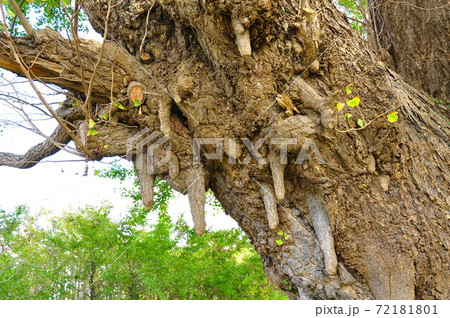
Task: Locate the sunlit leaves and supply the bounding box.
[345,84,353,95]
[346,97,360,107]
[387,112,398,123]
[6,7,15,18]
[87,129,98,136]
[337,84,400,131]
[336,0,367,33]
[3,0,89,36]
[303,7,316,14]
[276,230,289,245]
[113,101,126,110]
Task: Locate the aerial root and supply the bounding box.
[290,78,336,129]
[260,182,279,230]
[307,195,337,276]
[268,150,286,201]
[231,18,252,57]
[133,150,155,210]
[187,165,207,235]
[159,95,172,137]
[378,175,390,192]
[169,154,179,179]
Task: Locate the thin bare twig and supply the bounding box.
[335,108,395,133]
[139,1,155,54]
[60,3,88,115]
[82,0,114,119]
[0,7,96,159]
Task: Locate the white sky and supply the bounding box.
[0,28,237,231]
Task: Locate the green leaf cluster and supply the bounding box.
[337,84,399,129]
[3,0,88,36]
[335,0,367,34]
[275,231,289,245]
[0,164,286,300]
[0,204,285,300]
[337,85,364,126]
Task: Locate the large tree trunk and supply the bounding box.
[1,0,448,299]
[369,0,450,101]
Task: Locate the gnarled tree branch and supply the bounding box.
[0,124,71,168]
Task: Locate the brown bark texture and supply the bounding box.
[369,0,450,101]
[0,0,449,299]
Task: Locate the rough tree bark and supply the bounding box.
[0,0,448,299]
[369,0,449,101]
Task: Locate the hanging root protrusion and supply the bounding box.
[133,150,155,210]
[260,182,279,230]
[268,150,286,201]
[231,18,252,57]
[307,194,337,276]
[378,174,390,192]
[290,78,337,129]
[169,154,179,179]
[187,165,207,235]
[159,94,172,137]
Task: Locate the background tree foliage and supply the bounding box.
[334,0,368,34]
[1,0,88,36]
[0,167,286,300]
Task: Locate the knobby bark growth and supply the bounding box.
[0,0,448,299]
